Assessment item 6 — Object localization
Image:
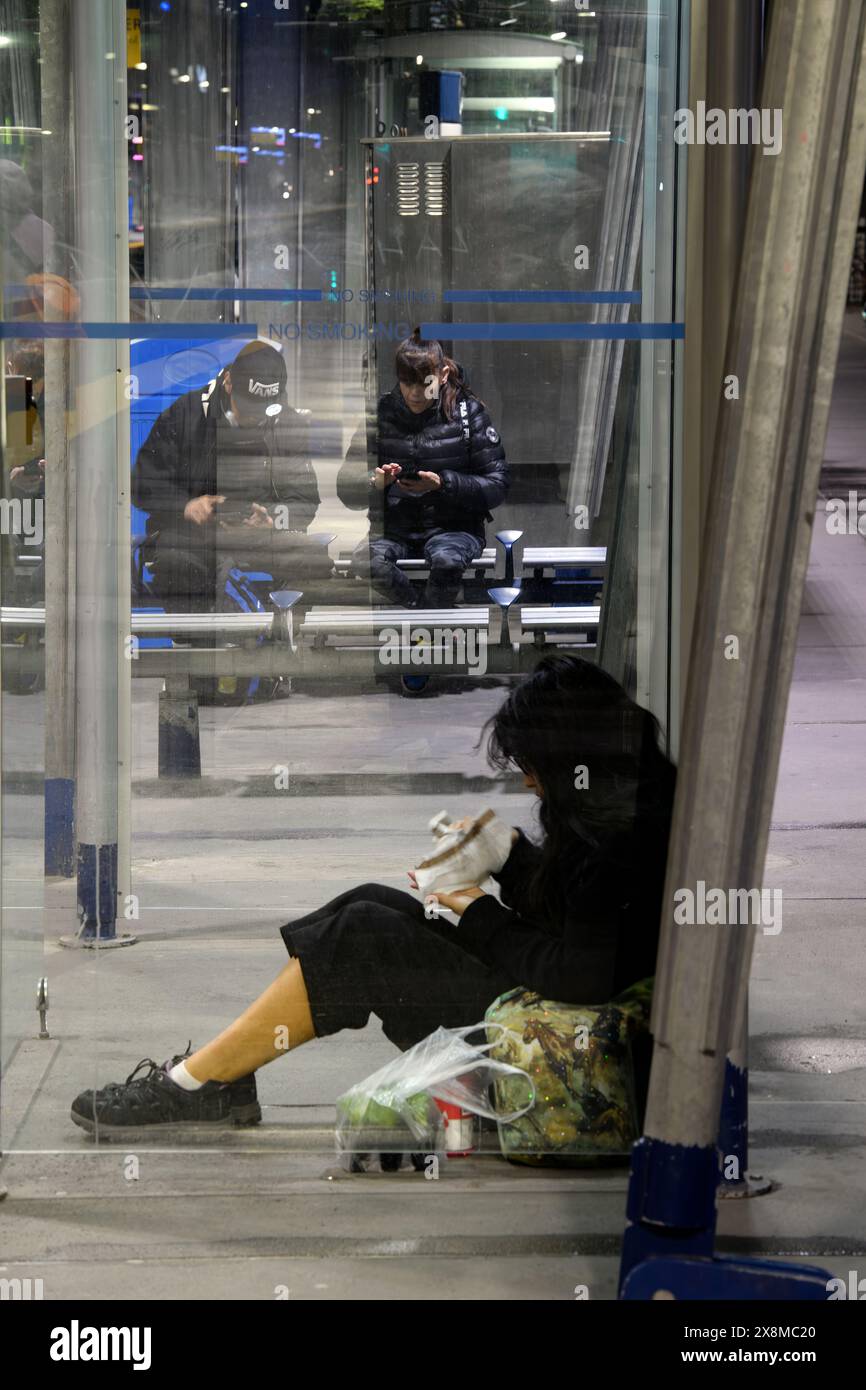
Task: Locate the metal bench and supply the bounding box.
[296,587,601,677]
[0,527,604,776]
[335,531,607,589]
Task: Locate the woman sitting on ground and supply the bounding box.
[71,655,676,1137]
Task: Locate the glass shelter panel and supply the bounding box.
[0,0,684,1166]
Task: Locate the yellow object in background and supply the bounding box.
[127,9,141,69]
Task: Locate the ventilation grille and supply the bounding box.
[423,162,447,216]
[395,160,448,216]
[396,163,421,216]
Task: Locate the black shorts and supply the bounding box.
[280,883,519,1052]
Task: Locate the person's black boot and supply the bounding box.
[70,1046,261,1140]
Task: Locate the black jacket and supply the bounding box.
[336,369,508,540]
[454,813,671,1005]
[133,371,320,547]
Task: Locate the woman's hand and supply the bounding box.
[371,463,402,491]
[396,470,441,496]
[407,870,486,916]
[447,817,520,845]
[426,886,486,917]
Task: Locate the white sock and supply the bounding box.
[169,1060,205,1091]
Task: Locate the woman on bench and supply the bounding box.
[70,655,676,1137]
[338,328,509,610]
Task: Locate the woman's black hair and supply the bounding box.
[394,327,484,422]
[485,654,676,921]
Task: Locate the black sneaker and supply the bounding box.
[70,1045,261,1140]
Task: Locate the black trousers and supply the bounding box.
[351,530,483,608]
[280,883,519,1052]
[146,531,333,612]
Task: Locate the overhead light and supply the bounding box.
[550,32,567,41]
[499,17,518,24]
[0,35,13,47]
[178,73,190,82]
[307,107,315,114]
[416,54,423,65]
[135,61,147,70]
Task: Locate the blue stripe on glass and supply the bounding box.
[420,322,685,341]
[0,323,259,340]
[442,290,641,304]
[128,288,323,301]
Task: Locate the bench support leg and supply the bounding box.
[158,679,201,779]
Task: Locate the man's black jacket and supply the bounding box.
[132,371,320,551]
[336,368,508,540]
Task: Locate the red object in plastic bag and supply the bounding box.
[434,1097,476,1156]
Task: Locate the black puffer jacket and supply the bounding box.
[133,370,319,546]
[337,367,508,540]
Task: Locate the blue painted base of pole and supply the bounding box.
[622,1253,835,1301]
[619,1136,719,1295]
[62,838,137,948]
[76,841,119,941]
[719,1056,748,1184]
[45,777,75,877]
[717,1058,774,1197]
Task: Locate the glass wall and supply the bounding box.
[0,0,684,1161]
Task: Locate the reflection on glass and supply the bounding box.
[0,1,682,1166]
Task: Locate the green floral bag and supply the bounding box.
[485,977,654,1166]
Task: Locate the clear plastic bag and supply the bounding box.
[335,1022,535,1156]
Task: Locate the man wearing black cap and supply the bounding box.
[133,340,326,611]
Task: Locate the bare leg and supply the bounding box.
[185,958,316,1084]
